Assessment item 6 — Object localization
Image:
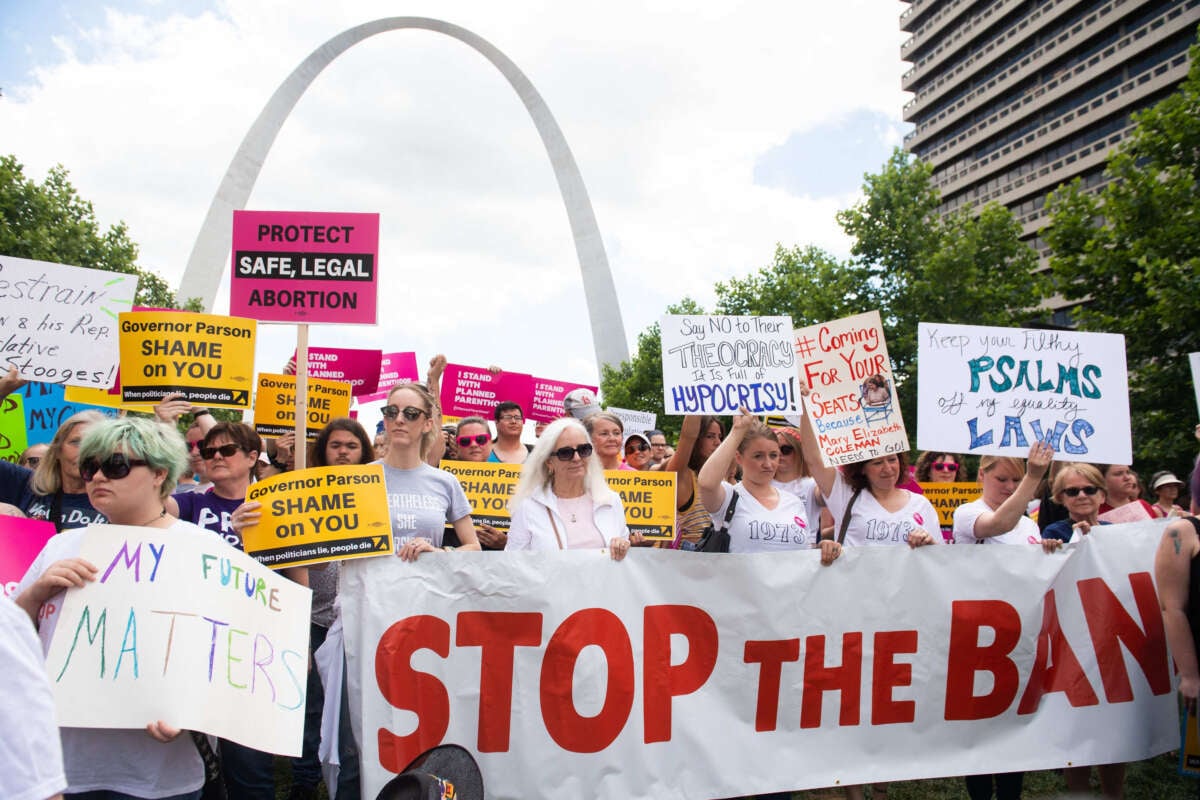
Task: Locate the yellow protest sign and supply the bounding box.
[441,460,521,530]
[1181,705,1200,777]
[118,311,256,407]
[918,482,982,528]
[242,464,392,568]
[604,470,676,541]
[254,373,353,440]
[63,384,154,412]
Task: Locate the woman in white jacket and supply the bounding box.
[505,417,632,559]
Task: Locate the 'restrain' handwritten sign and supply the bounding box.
[118,311,256,407]
[795,311,908,466]
[661,315,798,415]
[0,254,138,387]
[242,465,392,568]
[917,322,1131,464]
[45,524,311,755]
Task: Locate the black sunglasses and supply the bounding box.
[382,405,426,421]
[625,442,650,453]
[200,443,243,460]
[553,443,594,461]
[457,434,490,447]
[1062,485,1100,497]
[81,453,149,482]
[779,444,796,456]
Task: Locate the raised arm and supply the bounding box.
[798,386,837,498]
[972,441,1054,538]
[666,415,701,508]
[698,409,751,514]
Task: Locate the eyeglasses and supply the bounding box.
[779,444,796,456]
[1062,486,1100,498]
[625,443,650,453]
[186,440,203,453]
[552,443,594,461]
[200,443,243,460]
[80,453,149,482]
[498,414,523,423]
[21,456,41,468]
[457,434,490,447]
[382,405,426,421]
[932,461,959,471]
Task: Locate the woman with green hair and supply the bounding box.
[14,416,212,800]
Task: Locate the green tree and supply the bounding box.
[1045,35,1200,476]
[600,298,705,440]
[0,155,181,308]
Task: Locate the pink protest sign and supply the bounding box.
[231,210,380,325]
[294,348,383,396]
[530,377,599,423]
[357,352,420,403]
[440,364,534,419]
[1,515,56,596]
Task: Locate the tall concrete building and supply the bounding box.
[900,0,1200,323]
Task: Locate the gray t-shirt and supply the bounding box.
[379,462,472,549]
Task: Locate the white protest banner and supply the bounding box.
[607,406,656,435]
[1190,352,1200,420]
[0,254,138,387]
[45,524,312,755]
[794,311,908,466]
[341,525,1174,799]
[661,315,798,415]
[917,322,1131,464]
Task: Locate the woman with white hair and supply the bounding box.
[505,417,632,559]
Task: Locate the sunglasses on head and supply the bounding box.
[81,452,149,482]
[382,405,426,421]
[553,443,594,461]
[200,443,242,460]
[625,442,650,453]
[457,434,490,447]
[932,461,959,471]
[1062,485,1100,497]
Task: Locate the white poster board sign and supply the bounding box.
[660,315,798,415]
[607,406,657,435]
[45,524,312,755]
[0,254,139,387]
[917,322,1131,464]
[340,525,1173,799]
[794,310,908,466]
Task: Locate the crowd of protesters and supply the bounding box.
[2,360,1198,800]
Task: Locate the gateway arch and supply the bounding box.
[178,17,628,370]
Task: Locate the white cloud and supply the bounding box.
[1,0,909,392]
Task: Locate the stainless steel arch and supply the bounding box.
[178,17,628,370]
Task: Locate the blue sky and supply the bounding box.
[1,1,912,393]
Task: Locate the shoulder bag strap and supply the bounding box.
[837,488,862,545]
[546,506,564,550]
[722,488,740,529]
[49,490,65,533]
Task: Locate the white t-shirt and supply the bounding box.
[773,475,822,536]
[15,522,206,798]
[952,497,1040,545]
[0,595,67,800]
[826,474,940,548]
[709,482,815,553]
